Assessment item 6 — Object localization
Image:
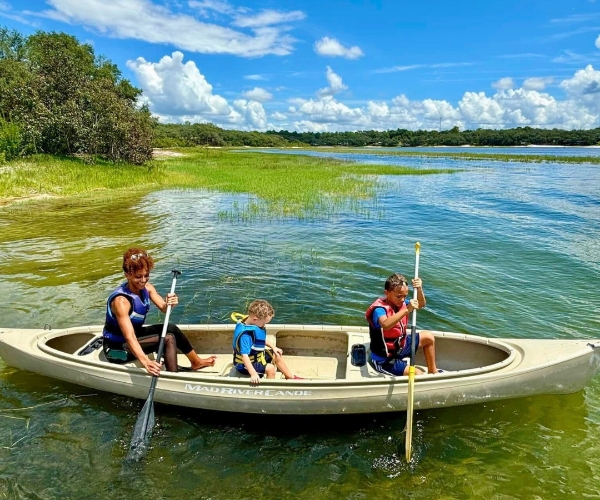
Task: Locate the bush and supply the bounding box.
[0,116,21,160]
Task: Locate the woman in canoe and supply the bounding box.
[102,248,216,375]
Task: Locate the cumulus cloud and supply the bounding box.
[242,87,273,102]
[314,37,364,59]
[128,52,600,133]
[279,64,600,132]
[560,64,600,115]
[31,0,303,57]
[127,51,237,123]
[523,77,554,91]
[316,66,347,97]
[492,77,514,90]
[232,99,268,129]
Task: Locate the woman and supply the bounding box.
[102,248,216,375]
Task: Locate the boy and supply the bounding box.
[232,300,302,385]
[365,273,439,376]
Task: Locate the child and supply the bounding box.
[232,300,302,385]
[365,273,439,376]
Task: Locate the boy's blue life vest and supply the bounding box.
[365,297,408,358]
[103,283,151,343]
[232,322,268,365]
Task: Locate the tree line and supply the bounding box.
[1,26,599,167]
[156,123,600,148]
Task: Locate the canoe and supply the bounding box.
[1,324,599,415]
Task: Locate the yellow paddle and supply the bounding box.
[405,242,420,462]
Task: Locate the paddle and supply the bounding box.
[126,269,181,462]
[405,242,420,463]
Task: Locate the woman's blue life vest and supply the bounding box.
[103,283,151,343]
[365,297,408,358]
[232,322,268,366]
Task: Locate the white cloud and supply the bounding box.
[188,0,234,16]
[492,77,514,90]
[274,65,600,132]
[523,77,554,90]
[232,99,268,129]
[129,52,600,133]
[244,74,266,81]
[242,87,273,102]
[271,112,287,121]
[232,9,305,28]
[560,64,600,115]
[31,0,302,57]
[596,34,600,49]
[316,66,347,97]
[314,37,364,59]
[127,51,235,121]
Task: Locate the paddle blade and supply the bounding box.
[127,398,155,462]
[405,367,415,462]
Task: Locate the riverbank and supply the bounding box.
[0,148,451,217]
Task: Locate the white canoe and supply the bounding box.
[1,324,599,415]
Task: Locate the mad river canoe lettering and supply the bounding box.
[184,383,313,397]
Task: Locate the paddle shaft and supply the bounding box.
[409,248,421,364]
[405,242,420,463]
[133,269,181,445]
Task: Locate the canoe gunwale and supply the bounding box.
[32,325,522,385]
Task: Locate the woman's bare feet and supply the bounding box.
[190,355,217,370]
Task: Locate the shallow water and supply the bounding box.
[1,148,600,499]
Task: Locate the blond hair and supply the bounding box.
[247,299,274,319]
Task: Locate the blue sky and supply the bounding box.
[1,0,600,132]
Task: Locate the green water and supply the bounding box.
[1,149,600,498]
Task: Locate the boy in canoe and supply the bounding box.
[366,273,439,375]
[232,299,302,385]
[102,248,216,375]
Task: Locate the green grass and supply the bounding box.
[0,148,455,218]
[293,147,600,164]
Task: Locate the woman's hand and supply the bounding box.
[142,357,163,376]
[165,292,178,307]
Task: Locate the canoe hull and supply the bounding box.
[1,325,599,415]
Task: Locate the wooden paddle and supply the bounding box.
[127,269,181,462]
[405,242,420,463]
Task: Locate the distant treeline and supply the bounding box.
[156,123,600,149]
[0,26,154,164]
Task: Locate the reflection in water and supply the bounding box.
[1,150,600,498]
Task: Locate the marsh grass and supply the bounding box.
[0,154,166,205]
[158,148,453,219]
[0,148,455,218]
[299,148,600,164]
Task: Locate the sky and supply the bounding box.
[1,0,600,132]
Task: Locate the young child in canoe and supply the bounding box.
[232,299,302,385]
[366,273,440,375]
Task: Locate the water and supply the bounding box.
[1,148,600,498]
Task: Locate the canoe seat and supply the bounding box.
[218,355,339,380]
[281,355,338,379]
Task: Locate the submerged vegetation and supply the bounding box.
[308,148,600,164]
[0,148,456,218]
